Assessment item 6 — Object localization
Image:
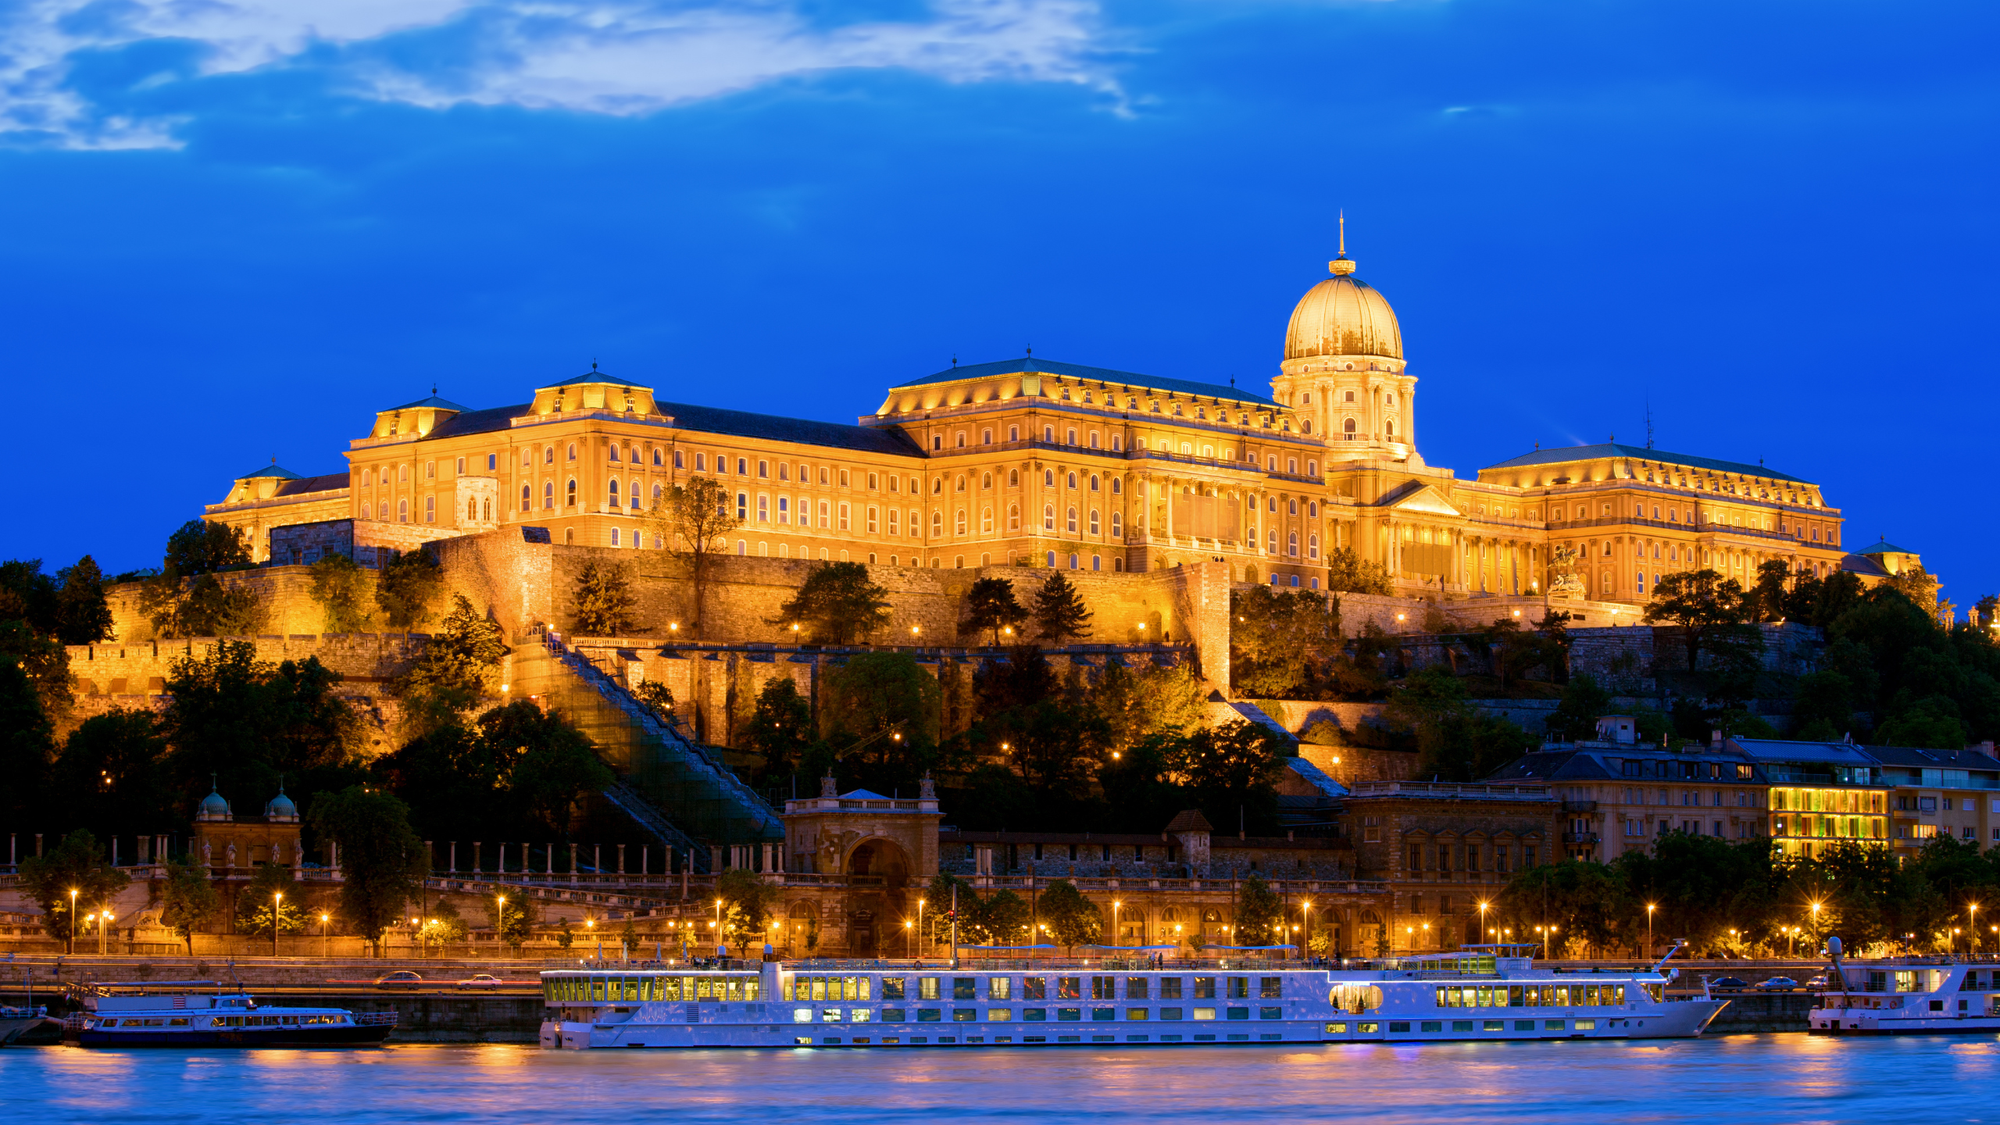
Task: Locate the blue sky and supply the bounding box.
[3,0,1994,599]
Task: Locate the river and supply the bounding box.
[2,1035,1991,1123]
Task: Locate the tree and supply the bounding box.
[485,893,536,950]
[18,829,130,948]
[1037,879,1101,953]
[647,475,742,640]
[427,897,469,952]
[145,571,264,639]
[485,701,612,835]
[1031,571,1094,643]
[310,786,429,956]
[572,558,638,635]
[164,519,253,577]
[1543,673,1612,742]
[403,593,509,698]
[159,859,219,954]
[0,619,73,725]
[1230,586,1342,698]
[307,553,372,633]
[632,680,676,722]
[376,548,444,633]
[748,677,814,776]
[717,867,779,950]
[1642,569,1750,672]
[1745,559,1794,624]
[0,559,59,634]
[1091,660,1207,755]
[979,700,1111,799]
[1384,667,1471,765]
[772,562,891,645]
[0,658,54,826]
[1168,719,1290,837]
[960,577,1029,645]
[236,863,307,940]
[54,555,114,644]
[819,652,944,793]
[1235,873,1284,945]
[51,709,175,836]
[1324,547,1394,595]
[161,640,361,817]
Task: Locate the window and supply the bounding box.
[737,492,749,521]
[956,509,967,535]
[1044,505,1055,531]
[1009,425,1020,442]
[931,511,943,535]
[839,503,851,531]
[867,506,880,534]
[397,498,409,522]
[519,485,530,512]
[1009,505,1020,531]
[737,458,748,475]
[888,509,900,536]
[565,478,577,506]
[1110,512,1122,537]
[609,480,622,507]
[423,496,435,523]
[1089,510,1100,535]
[1068,472,1078,489]
[1067,506,1078,533]
[542,481,554,509]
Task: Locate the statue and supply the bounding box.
[225,842,237,869]
[1548,545,1587,601]
[201,840,212,871]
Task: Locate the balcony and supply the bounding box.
[1562,832,1601,844]
[1563,800,1598,813]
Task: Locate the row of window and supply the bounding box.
[795,1006,1281,1024]
[794,975,1282,1003]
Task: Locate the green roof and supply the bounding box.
[384,394,471,412]
[1481,442,1810,485]
[1858,538,1915,556]
[237,464,302,481]
[891,357,1280,409]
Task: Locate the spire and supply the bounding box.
[1330,209,1356,276]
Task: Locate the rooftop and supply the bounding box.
[412,399,924,457]
[1858,538,1915,557]
[1481,442,1811,485]
[384,394,472,412]
[890,357,1281,409]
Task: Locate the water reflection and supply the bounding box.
[2,1035,1997,1124]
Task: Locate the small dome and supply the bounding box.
[265,784,297,820]
[199,788,230,818]
[1283,257,1402,362]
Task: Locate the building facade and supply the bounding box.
[207,249,1872,609]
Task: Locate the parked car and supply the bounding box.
[1708,976,1750,991]
[1805,974,1832,989]
[374,971,424,990]
[1756,976,1800,991]
[455,974,504,990]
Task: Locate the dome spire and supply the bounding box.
[1330,210,1356,276]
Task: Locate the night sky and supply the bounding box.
[3,0,1993,599]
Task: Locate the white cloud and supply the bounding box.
[0,0,1111,148]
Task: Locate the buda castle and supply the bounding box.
[207,247,1868,610]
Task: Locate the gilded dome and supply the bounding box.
[1283,257,1402,362]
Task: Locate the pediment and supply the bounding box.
[1377,481,1463,517]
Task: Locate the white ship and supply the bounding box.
[540,943,1724,1049]
[1809,936,2000,1035]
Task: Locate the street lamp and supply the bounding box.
[1646,903,1657,957]
[496,895,507,959]
[68,889,77,956]
[1972,904,1981,953]
[321,912,331,959]
[1477,901,1489,947]
[273,891,283,957]
[904,919,914,958]
[715,897,725,953]
[1302,901,1313,959]
[98,909,114,955]
[1113,901,1122,950]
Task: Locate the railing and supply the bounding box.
[1351,782,1554,801]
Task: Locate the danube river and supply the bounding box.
[2,1035,1992,1123]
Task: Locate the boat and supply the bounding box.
[538,943,1725,1049]
[0,1006,54,1046]
[75,982,397,1047]
[1808,936,2000,1035]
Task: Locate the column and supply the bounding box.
[618,844,627,874]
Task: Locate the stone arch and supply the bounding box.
[845,837,913,888]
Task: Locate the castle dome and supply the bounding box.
[198,778,231,821]
[1283,255,1403,363]
[265,783,298,821]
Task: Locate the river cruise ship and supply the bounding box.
[1809,938,2000,1035]
[77,983,396,1047]
[539,946,1724,1049]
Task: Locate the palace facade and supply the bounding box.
[209,248,1861,607]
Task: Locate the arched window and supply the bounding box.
[1066,428,1078,446]
[543,481,554,509]
[1009,504,1021,531]
[398,498,409,523]
[1308,500,1318,517]
[565,478,577,506]
[544,446,555,464]
[609,445,621,463]
[981,507,993,533]
[567,443,577,461]
[932,511,944,535]
[955,432,966,448]
[520,485,530,512]
[1043,505,1055,531]
[981,472,992,490]
[1092,555,1102,571]
[1067,472,1078,489]
[838,502,850,531]
[1110,512,1122,537]
[737,492,749,521]
[909,509,920,537]
[609,480,622,507]
[888,509,900,536]
[1309,533,1320,560]
[1043,425,1054,442]
[1069,553,1079,570]
[1009,425,1020,442]
[1008,469,1020,487]
[611,527,620,546]
[867,505,879,533]
[1267,529,1277,554]
[656,448,666,466]
[955,509,967,535]
[1288,532,1298,556]
[1342,418,1356,436]
[1112,435,1123,452]
[1301,420,1312,433]
[1044,469,1055,487]
[1089,432,1101,449]
[1089,474,1100,492]
[1307,460,1318,477]
[777,497,790,524]
[482,498,492,521]
[1110,478,1121,495]
[982,429,993,445]
[956,474,967,493]
[1089,509,1100,535]
[1386,420,1396,438]
[1066,506,1078,533]
[398,464,408,483]
[360,501,372,520]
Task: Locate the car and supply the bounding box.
[1755,976,1800,991]
[1708,976,1750,991]
[1804,974,1832,990]
[455,974,504,990]
[374,971,424,990]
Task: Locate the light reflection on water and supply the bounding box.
[3,1035,1996,1124]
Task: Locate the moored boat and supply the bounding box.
[1809,937,2000,1035]
[76,982,396,1047]
[539,943,1725,1049]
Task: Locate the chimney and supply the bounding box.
[1710,729,1723,749]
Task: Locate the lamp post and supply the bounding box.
[1646,903,1656,958]
[1972,904,1981,953]
[1302,901,1313,960]
[1477,901,1489,948]
[68,889,77,956]
[321,912,330,959]
[714,897,725,955]
[273,891,283,957]
[1113,900,1122,950]
[497,895,507,959]
[98,909,113,955]
[917,898,926,955]
[905,919,914,959]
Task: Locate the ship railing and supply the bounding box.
[353,1012,399,1026]
[779,956,1310,972]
